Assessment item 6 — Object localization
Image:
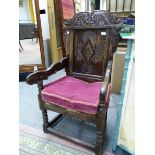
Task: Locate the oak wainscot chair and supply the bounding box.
[26,10,122,155]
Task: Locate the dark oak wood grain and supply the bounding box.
[44,102,97,123]
[26,10,122,155]
[63,11,122,83]
[26,57,68,85]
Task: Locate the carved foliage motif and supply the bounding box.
[79,31,96,64]
[64,10,122,28]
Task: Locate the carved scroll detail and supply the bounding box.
[63,10,122,28]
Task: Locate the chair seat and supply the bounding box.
[41,76,110,114]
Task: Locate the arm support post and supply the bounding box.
[99,60,112,111]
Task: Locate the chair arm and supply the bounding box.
[101,60,112,94]
[26,57,69,85]
[99,60,112,109]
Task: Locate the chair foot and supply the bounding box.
[95,131,104,155]
[42,109,49,133]
[43,124,49,133]
[95,146,103,155]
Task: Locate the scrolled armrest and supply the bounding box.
[26,57,69,85]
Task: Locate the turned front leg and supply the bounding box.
[95,110,106,155]
[95,91,107,155]
[42,109,49,133]
[37,81,49,133]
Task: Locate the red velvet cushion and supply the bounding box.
[41,76,110,114]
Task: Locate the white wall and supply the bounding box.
[39,0,51,67]
[80,0,86,11]
[19,0,31,22]
[39,0,50,40]
[100,0,106,10]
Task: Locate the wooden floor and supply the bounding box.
[19,39,41,65]
[20,124,114,155]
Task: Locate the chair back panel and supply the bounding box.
[73,29,108,81]
[63,11,123,82]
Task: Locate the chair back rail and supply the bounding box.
[63,10,122,82]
